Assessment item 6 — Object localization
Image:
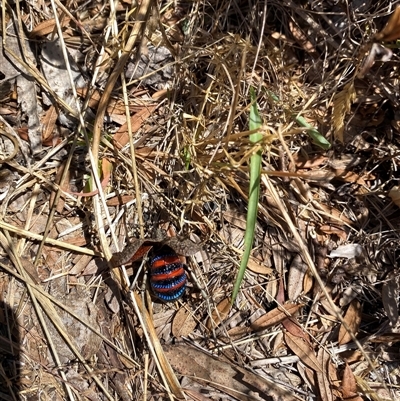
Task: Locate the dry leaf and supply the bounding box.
[316,348,334,401]
[382,271,399,326]
[206,297,231,330]
[266,279,278,302]
[227,326,251,338]
[41,105,58,145]
[338,299,362,345]
[106,195,136,206]
[370,333,400,343]
[332,82,356,143]
[222,206,247,229]
[115,105,157,135]
[389,186,400,207]
[30,17,71,37]
[374,6,400,42]
[335,170,375,186]
[288,254,307,301]
[303,271,313,295]
[341,363,363,401]
[247,257,273,275]
[220,225,245,249]
[276,276,285,305]
[172,307,197,338]
[152,88,169,100]
[69,255,94,275]
[284,332,322,373]
[292,155,328,169]
[282,318,310,343]
[297,364,316,391]
[164,344,301,401]
[64,236,88,247]
[251,302,304,331]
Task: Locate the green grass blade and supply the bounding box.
[266,90,331,149]
[181,146,191,170]
[231,87,262,304]
[294,115,331,150]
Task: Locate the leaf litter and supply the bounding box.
[0,1,400,401]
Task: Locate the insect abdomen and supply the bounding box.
[150,253,187,302]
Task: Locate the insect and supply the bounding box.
[110,230,202,301]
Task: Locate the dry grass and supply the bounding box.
[0,0,400,400]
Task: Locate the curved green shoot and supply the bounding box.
[231,87,263,304]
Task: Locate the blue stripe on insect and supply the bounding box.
[150,251,187,302]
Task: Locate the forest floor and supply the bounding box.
[0,1,399,400]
